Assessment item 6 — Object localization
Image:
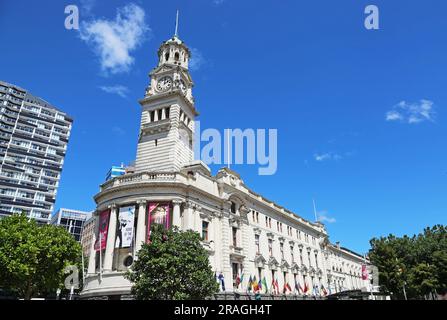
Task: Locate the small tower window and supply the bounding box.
[165,52,170,62]
[158,109,163,120]
[175,52,180,61]
[165,107,170,119]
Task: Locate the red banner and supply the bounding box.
[146,202,171,242]
[362,264,368,280]
[94,209,110,251]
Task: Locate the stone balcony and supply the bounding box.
[100,171,181,192]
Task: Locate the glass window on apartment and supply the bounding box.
[202,221,209,241]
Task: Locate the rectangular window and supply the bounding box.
[255,234,260,254]
[268,239,273,256]
[232,227,238,247]
[202,221,209,241]
[291,246,294,262]
[280,243,284,259]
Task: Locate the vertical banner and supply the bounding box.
[146,202,171,242]
[362,264,368,280]
[94,209,110,251]
[115,206,136,248]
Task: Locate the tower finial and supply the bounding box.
[174,10,179,37]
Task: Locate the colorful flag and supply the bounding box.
[258,279,262,291]
[247,276,253,292]
[303,282,309,294]
[321,285,328,296]
[262,277,268,293]
[275,279,279,294]
[235,275,241,288]
[252,276,259,292]
[218,273,225,292]
[286,283,292,292]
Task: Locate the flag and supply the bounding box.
[258,279,263,291]
[286,283,292,293]
[303,282,308,294]
[235,275,241,288]
[271,279,276,294]
[218,273,225,292]
[252,276,259,292]
[247,276,253,292]
[262,277,268,294]
[321,285,328,296]
[275,279,279,294]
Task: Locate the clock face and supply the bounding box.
[156,76,173,92]
[179,80,187,95]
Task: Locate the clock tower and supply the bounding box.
[135,28,198,173]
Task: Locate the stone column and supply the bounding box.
[172,199,182,228]
[103,204,118,272]
[135,201,147,254]
[87,214,98,275]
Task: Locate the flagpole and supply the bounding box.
[99,228,103,282]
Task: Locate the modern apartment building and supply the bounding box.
[50,208,92,242]
[0,81,73,223]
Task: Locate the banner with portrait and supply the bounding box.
[362,264,368,280]
[94,209,110,251]
[115,206,136,249]
[146,202,171,242]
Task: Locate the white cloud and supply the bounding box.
[80,4,150,74]
[213,0,225,5]
[386,100,435,124]
[112,126,126,136]
[80,0,96,15]
[314,152,343,162]
[99,85,129,98]
[318,211,336,224]
[189,47,207,71]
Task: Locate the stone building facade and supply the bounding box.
[81,30,370,300]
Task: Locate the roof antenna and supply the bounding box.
[174,10,179,37]
[313,198,319,222]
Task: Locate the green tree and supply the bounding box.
[126,224,219,300]
[0,214,81,300]
[369,225,447,299]
[407,263,438,298]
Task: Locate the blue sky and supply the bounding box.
[1,0,446,253]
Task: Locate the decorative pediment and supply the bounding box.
[309,266,316,275]
[254,254,266,268]
[301,265,308,274]
[280,259,290,272]
[266,232,275,240]
[268,256,279,270]
[278,237,285,244]
[291,262,300,273]
[253,227,262,235]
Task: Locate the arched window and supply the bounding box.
[175,52,180,61]
[165,52,170,62]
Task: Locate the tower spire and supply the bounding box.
[174,10,179,37]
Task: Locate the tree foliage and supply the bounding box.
[0,214,81,299]
[369,225,447,299]
[126,224,219,300]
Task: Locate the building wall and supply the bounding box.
[0,81,72,223]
